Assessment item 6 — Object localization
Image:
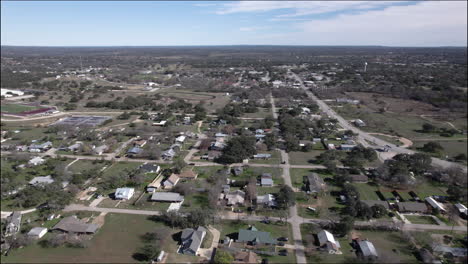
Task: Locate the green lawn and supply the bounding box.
[411,140,467,161]
[356,231,419,263]
[405,215,438,225]
[3,213,199,263]
[288,151,324,165]
[352,183,381,200]
[1,103,39,114]
[193,166,225,179]
[68,160,110,174]
[101,162,143,178]
[290,168,314,188]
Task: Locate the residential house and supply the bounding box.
[28,156,45,166]
[255,129,265,134]
[16,145,28,152]
[150,192,184,202]
[432,244,467,259]
[29,175,54,186]
[29,141,52,152]
[5,212,21,236]
[354,119,366,127]
[361,200,390,210]
[425,197,446,213]
[52,216,99,234]
[139,163,161,174]
[114,188,135,200]
[301,107,311,114]
[225,190,245,206]
[260,173,274,187]
[357,240,378,258]
[252,153,271,160]
[146,175,163,193]
[215,132,228,138]
[304,173,326,193]
[233,251,259,264]
[163,174,180,189]
[152,120,167,126]
[175,135,186,144]
[232,166,243,176]
[256,194,276,207]
[133,139,147,147]
[340,144,357,151]
[396,202,428,213]
[222,184,230,193]
[180,226,206,255]
[327,143,336,150]
[317,230,341,254]
[162,148,176,160]
[67,142,82,152]
[127,146,143,155]
[27,227,48,239]
[93,145,108,155]
[454,203,467,218]
[237,226,276,245]
[210,141,226,151]
[178,169,198,180]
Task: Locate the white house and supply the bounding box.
[163,174,180,189]
[1,88,24,97]
[28,156,45,166]
[317,230,341,254]
[425,196,446,212]
[29,175,54,186]
[175,135,186,144]
[114,188,135,200]
[152,120,167,126]
[27,227,48,239]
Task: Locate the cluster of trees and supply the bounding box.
[85,95,154,110]
[421,123,459,137]
[317,145,377,172]
[341,184,388,220]
[157,209,214,229]
[376,153,432,188]
[40,233,89,249]
[135,227,171,261]
[216,136,256,164]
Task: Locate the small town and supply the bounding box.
[1,1,467,264]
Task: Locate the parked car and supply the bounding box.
[278,237,289,242]
[188,163,195,165]
[277,242,285,246]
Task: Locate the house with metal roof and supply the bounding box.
[139,163,160,174]
[27,227,48,239]
[225,190,245,205]
[237,226,276,245]
[180,226,206,255]
[28,156,45,166]
[256,194,276,207]
[175,135,186,143]
[163,174,180,189]
[425,196,446,213]
[29,175,55,186]
[150,192,184,202]
[361,200,390,210]
[260,173,274,187]
[396,202,428,213]
[127,146,143,155]
[358,240,378,258]
[455,203,467,216]
[317,230,341,254]
[52,216,99,234]
[162,148,176,160]
[114,187,135,200]
[253,153,272,159]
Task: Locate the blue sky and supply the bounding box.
[1,1,467,46]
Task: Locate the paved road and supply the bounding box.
[290,71,467,172]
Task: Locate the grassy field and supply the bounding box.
[2,213,199,263]
[193,165,225,179]
[352,183,381,200]
[405,215,439,225]
[288,151,324,165]
[1,103,39,113]
[290,168,313,188]
[412,139,468,160]
[241,108,273,119]
[101,162,143,178]
[68,160,110,174]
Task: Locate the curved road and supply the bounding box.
[290,71,467,172]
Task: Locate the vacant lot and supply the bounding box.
[249,150,281,165]
[2,213,198,263]
[288,150,324,165]
[412,139,467,160]
[405,215,439,225]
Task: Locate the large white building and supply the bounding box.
[1,88,24,98]
[114,188,135,200]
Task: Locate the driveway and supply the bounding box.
[198,226,220,261]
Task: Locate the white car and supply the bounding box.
[307,207,316,212]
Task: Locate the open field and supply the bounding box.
[288,151,324,165]
[1,103,40,113]
[411,139,468,160]
[2,213,199,263]
[249,150,281,165]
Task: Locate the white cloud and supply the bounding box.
[250,1,467,46]
[216,1,404,17]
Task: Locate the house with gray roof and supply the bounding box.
[127,146,143,155]
[150,192,184,202]
[52,216,99,234]
[179,226,206,255]
[237,226,276,245]
[252,153,272,159]
[304,173,326,193]
[362,200,390,210]
[5,211,21,236]
[29,175,54,186]
[260,173,274,187]
[358,240,378,258]
[396,202,428,213]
